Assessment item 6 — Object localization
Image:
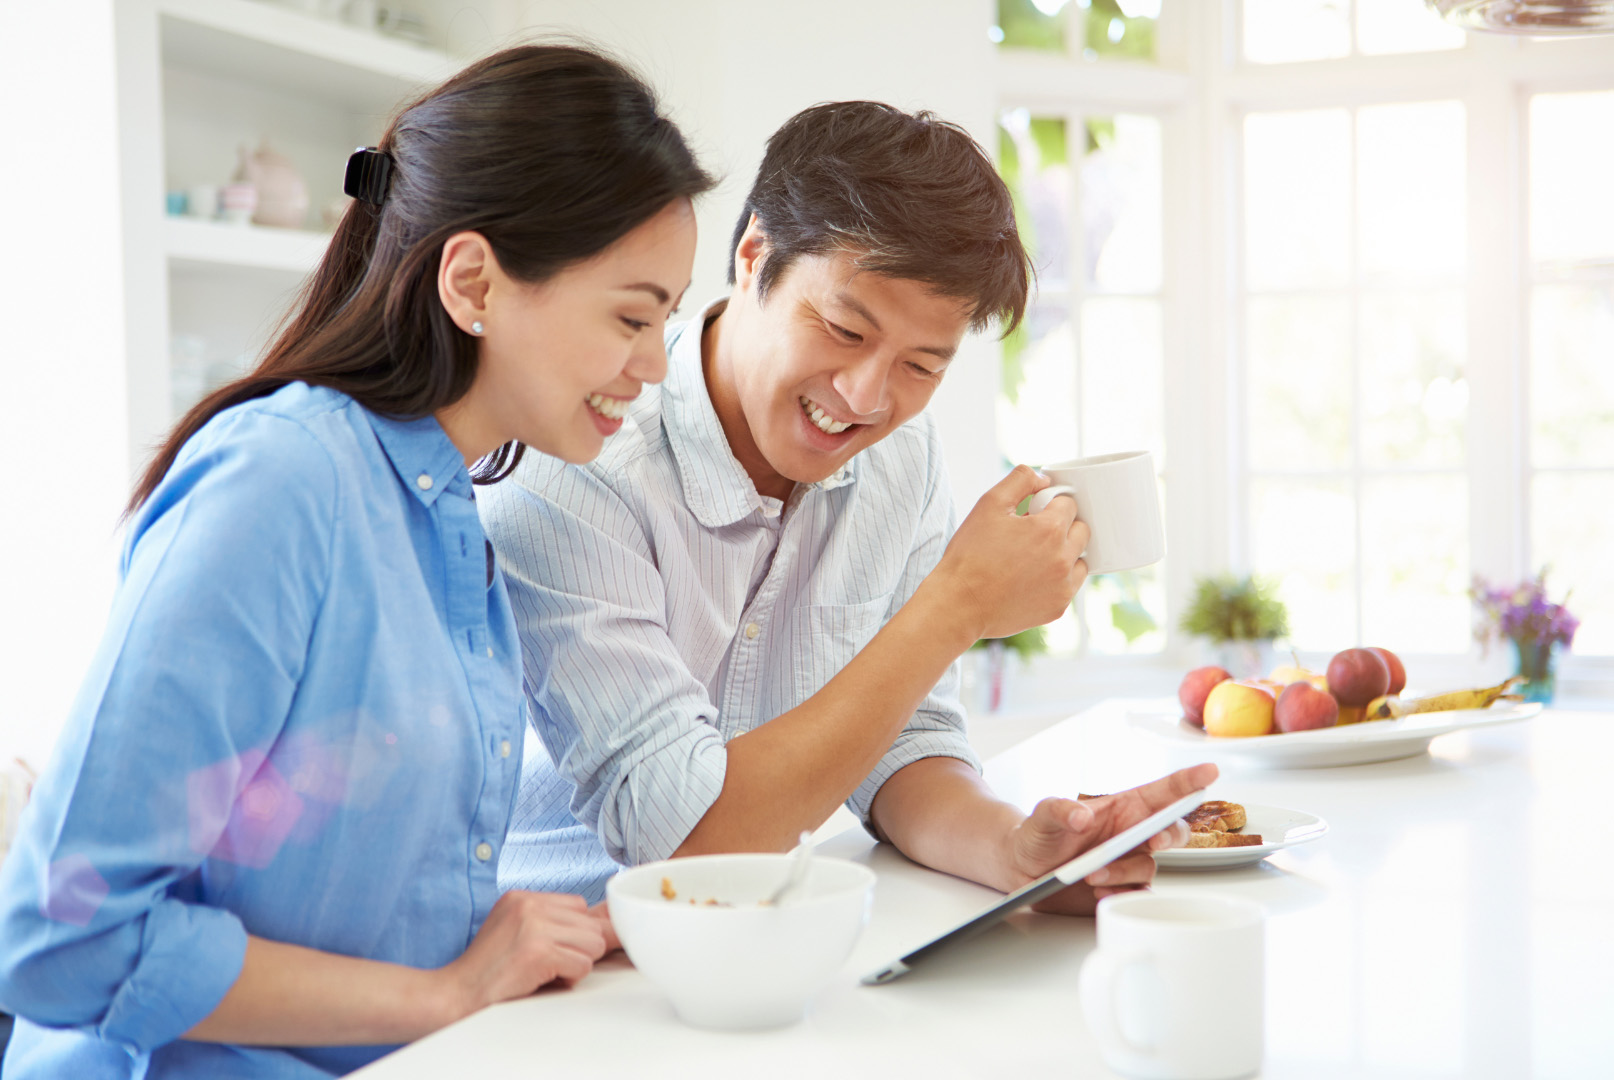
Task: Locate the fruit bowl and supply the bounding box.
[1127,700,1541,768]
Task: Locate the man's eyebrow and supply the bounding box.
[622,282,671,304]
[834,290,957,363]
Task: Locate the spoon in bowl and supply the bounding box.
[763,830,815,906]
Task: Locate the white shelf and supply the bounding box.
[164,216,328,276]
[157,0,457,115]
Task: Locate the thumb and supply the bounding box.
[1028,796,1096,840]
[985,464,1050,512]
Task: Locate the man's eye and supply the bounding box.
[620,317,650,332]
[908,361,940,377]
[829,322,861,342]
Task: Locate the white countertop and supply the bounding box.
[355,699,1614,1079]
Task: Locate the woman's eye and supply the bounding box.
[620,317,650,332]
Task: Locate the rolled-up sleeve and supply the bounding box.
[0,411,335,1053]
[846,418,981,825]
[482,464,728,867]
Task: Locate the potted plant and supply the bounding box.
[1179,574,1290,677]
[1469,570,1578,704]
[968,626,1048,714]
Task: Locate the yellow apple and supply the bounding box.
[1203,679,1277,738]
[1268,664,1313,686]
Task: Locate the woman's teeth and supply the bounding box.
[587,393,631,421]
[799,396,853,435]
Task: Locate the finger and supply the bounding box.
[1066,518,1091,555]
[1125,763,1220,815]
[1031,490,1078,528]
[544,945,596,988]
[987,464,1050,511]
[1030,796,1096,838]
[589,902,622,954]
[531,891,590,913]
[1087,851,1158,888]
[1148,820,1190,851]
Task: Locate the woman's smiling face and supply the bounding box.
[437,197,697,465]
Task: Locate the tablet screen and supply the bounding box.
[861,788,1207,984]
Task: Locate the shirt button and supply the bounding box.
[744,622,760,640]
[500,739,511,758]
[475,842,493,862]
[416,473,433,491]
[486,645,494,658]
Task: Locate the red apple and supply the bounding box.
[1274,681,1340,733]
[1326,648,1391,707]
[1179,666,1232,727]
[1365,647,1406,696]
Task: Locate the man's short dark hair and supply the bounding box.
[727,101,1033,335]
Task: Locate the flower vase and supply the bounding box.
[1511,638,1560,704]
[1216,640,1277,680]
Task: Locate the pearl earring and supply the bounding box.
[470,321,484,335]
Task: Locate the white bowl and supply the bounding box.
[606,852,875,1030]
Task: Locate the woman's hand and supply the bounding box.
[439,890,610,1022]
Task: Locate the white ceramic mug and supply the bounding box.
[1079,893,1265,1080]
[1024,451,1165,575]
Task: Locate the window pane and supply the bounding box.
[1360,290,1467,468]
[1243,0,1350,64]
[1251,477,1356,650]
[1532,471,1614,655]
[1083,0,1158,62]
[996,0,1068,51]
[1000,110,1071,288]
[1356,0,1465,55]
[1531,91,1614,266]
[998,306,1078,466]
[1358,101,1466,284]
[1361,475,1470,653]
[1087,563,1167,654]
[1085,114,1162,292]
[1082,297,1163,464]
[1247,295,1353,470]
[1531,282,1614,468]
[1245,109,1352,290]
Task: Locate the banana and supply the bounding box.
[1364,677,1524,721]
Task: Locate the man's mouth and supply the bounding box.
[798,395,855,435]
[587,392,632,421]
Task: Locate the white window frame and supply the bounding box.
[990,1,1614,711]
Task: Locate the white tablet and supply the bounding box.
[861,788,1207,985]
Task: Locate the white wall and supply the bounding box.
[0,1,137,770]
[493,0,1005,508]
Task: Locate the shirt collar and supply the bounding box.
[366,409,469,508]
[663,298,860,528]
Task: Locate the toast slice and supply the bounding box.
[1185,831,1264,848]
[1186,800,1247,834]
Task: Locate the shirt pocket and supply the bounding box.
[789,592,895,702]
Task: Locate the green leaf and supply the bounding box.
[1110,598,1157,643]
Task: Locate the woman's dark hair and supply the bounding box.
[130,43,713,515]
[726,101,1032,335]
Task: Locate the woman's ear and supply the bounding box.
[732,214,769,293]
[438,231,496,333]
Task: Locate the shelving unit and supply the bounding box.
[116,0,464,456]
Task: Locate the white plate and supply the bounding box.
[1155,803,1328,871]
[1127,701,1542,769]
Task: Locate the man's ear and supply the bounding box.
[732,214,769,293]
[438,231,495,334]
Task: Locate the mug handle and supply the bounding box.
[1025,484,1077,516]
[1079,948,1158,1056]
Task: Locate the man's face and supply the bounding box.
[708,225,974,499]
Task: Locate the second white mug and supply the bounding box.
[1079,892,1265,1080]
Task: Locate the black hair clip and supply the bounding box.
[344,146,393,206]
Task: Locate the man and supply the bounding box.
[484,101,1213,910]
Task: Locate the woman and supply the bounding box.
[0,44,711,1078]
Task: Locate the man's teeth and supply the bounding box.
[587,393,631,421]
[799,396,853,435]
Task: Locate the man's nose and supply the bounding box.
[833,351,892,417]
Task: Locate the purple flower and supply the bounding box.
[1469,570,1578,653]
